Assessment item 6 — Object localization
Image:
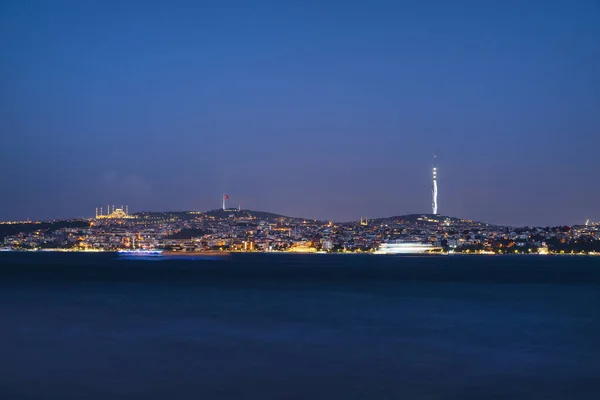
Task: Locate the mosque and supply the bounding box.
[95,205,134,219]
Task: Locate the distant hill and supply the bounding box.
[368,214,491,226]
[0,220,90,240]
[202,209,303,221]
[133,211,198,221]
[131,209,305,222]
[129,210,491,225]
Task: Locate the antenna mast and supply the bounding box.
[432,155,438,215]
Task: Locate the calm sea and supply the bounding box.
[1,253,599,399]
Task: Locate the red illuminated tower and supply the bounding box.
[222,194,229,210]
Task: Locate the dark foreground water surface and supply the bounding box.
[1,253,599,399]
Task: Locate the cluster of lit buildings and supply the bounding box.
[2,206,600,255]
[1,164,598,254]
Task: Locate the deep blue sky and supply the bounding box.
[1,0,599,226]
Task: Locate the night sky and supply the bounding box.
[1,0,598,226]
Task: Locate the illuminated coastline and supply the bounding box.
[1,198,598,255]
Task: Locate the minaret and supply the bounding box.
[432,155,438,215]
[126,205,129,215]
[95,208,98,218]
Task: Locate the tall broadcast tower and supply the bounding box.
[432,155,438,215]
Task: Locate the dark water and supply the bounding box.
[1,253,600,399]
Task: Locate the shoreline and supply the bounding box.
[1,248,599,256]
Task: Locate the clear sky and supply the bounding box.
[1,0,599,226]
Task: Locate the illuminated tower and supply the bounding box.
[432,155,438,215]
[222,194,229,210]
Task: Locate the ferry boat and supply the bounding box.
[117,237,162,256]
[373,240,444,255]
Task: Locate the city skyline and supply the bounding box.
[1,1,599,226]
[1,152,597,227]
[4,190,598,228]
[3,199,599,255]
[0,155,598,227]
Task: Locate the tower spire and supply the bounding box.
[432,155,438,215]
